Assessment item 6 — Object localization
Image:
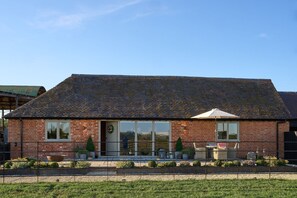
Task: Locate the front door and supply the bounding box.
[100,121,106,156]
[106,121,118,156]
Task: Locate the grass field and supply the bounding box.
[0,179,296,197]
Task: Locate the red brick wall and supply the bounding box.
[8,119,99,159]
[171,120,289,158]
[8,119,289,160]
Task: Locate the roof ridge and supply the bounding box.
[71,74,271,81]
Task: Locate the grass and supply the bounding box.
[0,179,297,197]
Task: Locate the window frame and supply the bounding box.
[45,120,71,142]
[216,121,239,142]
[118,120,171,156]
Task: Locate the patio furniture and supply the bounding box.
[193,143,206,160]
[206,142,217,159]
[158,149,166,159]
[247,152,256,160]
[227,143,239,159]
[213,143,228,160]
[213,148,227,160]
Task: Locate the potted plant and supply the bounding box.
[182,147,195,159]
[182,150,189,160]
[74,146,80,159]
[175,137,183,159]
[78,149,88,160]
[86,136,96,159]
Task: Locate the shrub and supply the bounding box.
[69,161,77,168]
[48,162,59,168]
[256,159,268,166]
[242,160,255,167]
[75,161,91,168]
[175,137,183,152]
[157,161,177,168]
[214,160,223,167]
[222,161,240,167]
[166,161,177,167]
[10,158,30,169]
[86,136,95,152]
[4,161,12,169]
[28,159,36,167]
[232,160,241,166]
[147,160,157,168]
[182,148,195,159]
[78,149,89,155]
[263,156,288,167]
[116,161,135,168]
[33,161,49,168]
[157,162,166,168]
[192,160,201,167]
[179,161,191,167]
[270,159,288,167]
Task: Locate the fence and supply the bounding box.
[0,140,297,183]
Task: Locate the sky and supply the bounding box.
[0,0,297,91]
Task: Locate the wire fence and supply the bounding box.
[0,140,296,183]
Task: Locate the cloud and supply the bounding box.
[30,0,145,29]
[258,33,269,39]
[123,5,168,23]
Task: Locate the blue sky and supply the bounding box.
[0,0,297,91]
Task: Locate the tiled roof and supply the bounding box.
[0,86,46,110]
[279,92,297,119]
[5,74,291,120]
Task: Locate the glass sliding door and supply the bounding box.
[119,121,135,155]
[137,121,153,156]
[119,121,171,156]
[155,121,170,153]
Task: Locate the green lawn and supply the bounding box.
[0,179,296,198]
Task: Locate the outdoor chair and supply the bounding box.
[213,143,228,160]
[193,143,206,160]
[227,143,239,159]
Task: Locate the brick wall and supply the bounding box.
[8,119,289,160]
[171,120,289,158]
[8,119,99,159]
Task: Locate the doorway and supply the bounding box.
[100,121,119,156]
[100,121,106,156]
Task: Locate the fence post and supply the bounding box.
[36,141,39,183]
[2,143,4,184]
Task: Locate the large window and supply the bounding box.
[120,121,135,155]
[155,121,170,153]
[119,121,171,156]
[137,122,153,156]
[217,122,239,141]
[46,121,70,141]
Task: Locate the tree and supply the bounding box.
[86,136,95,152]
[175,137,183,152]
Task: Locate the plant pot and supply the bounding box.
[175,151,182,159]
[182,154,189,160]
[89,152,95,159]
[75,153,80,159]
[47,155,64,162]
[79,154,87,160]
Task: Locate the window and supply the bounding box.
[137,121,153,156]
[46,121,70,141]
[217,122,239,141]
[119,121,171,156]
[155,121,170,152]
[119,121,135,155]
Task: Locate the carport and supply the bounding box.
[0,86,46,142]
